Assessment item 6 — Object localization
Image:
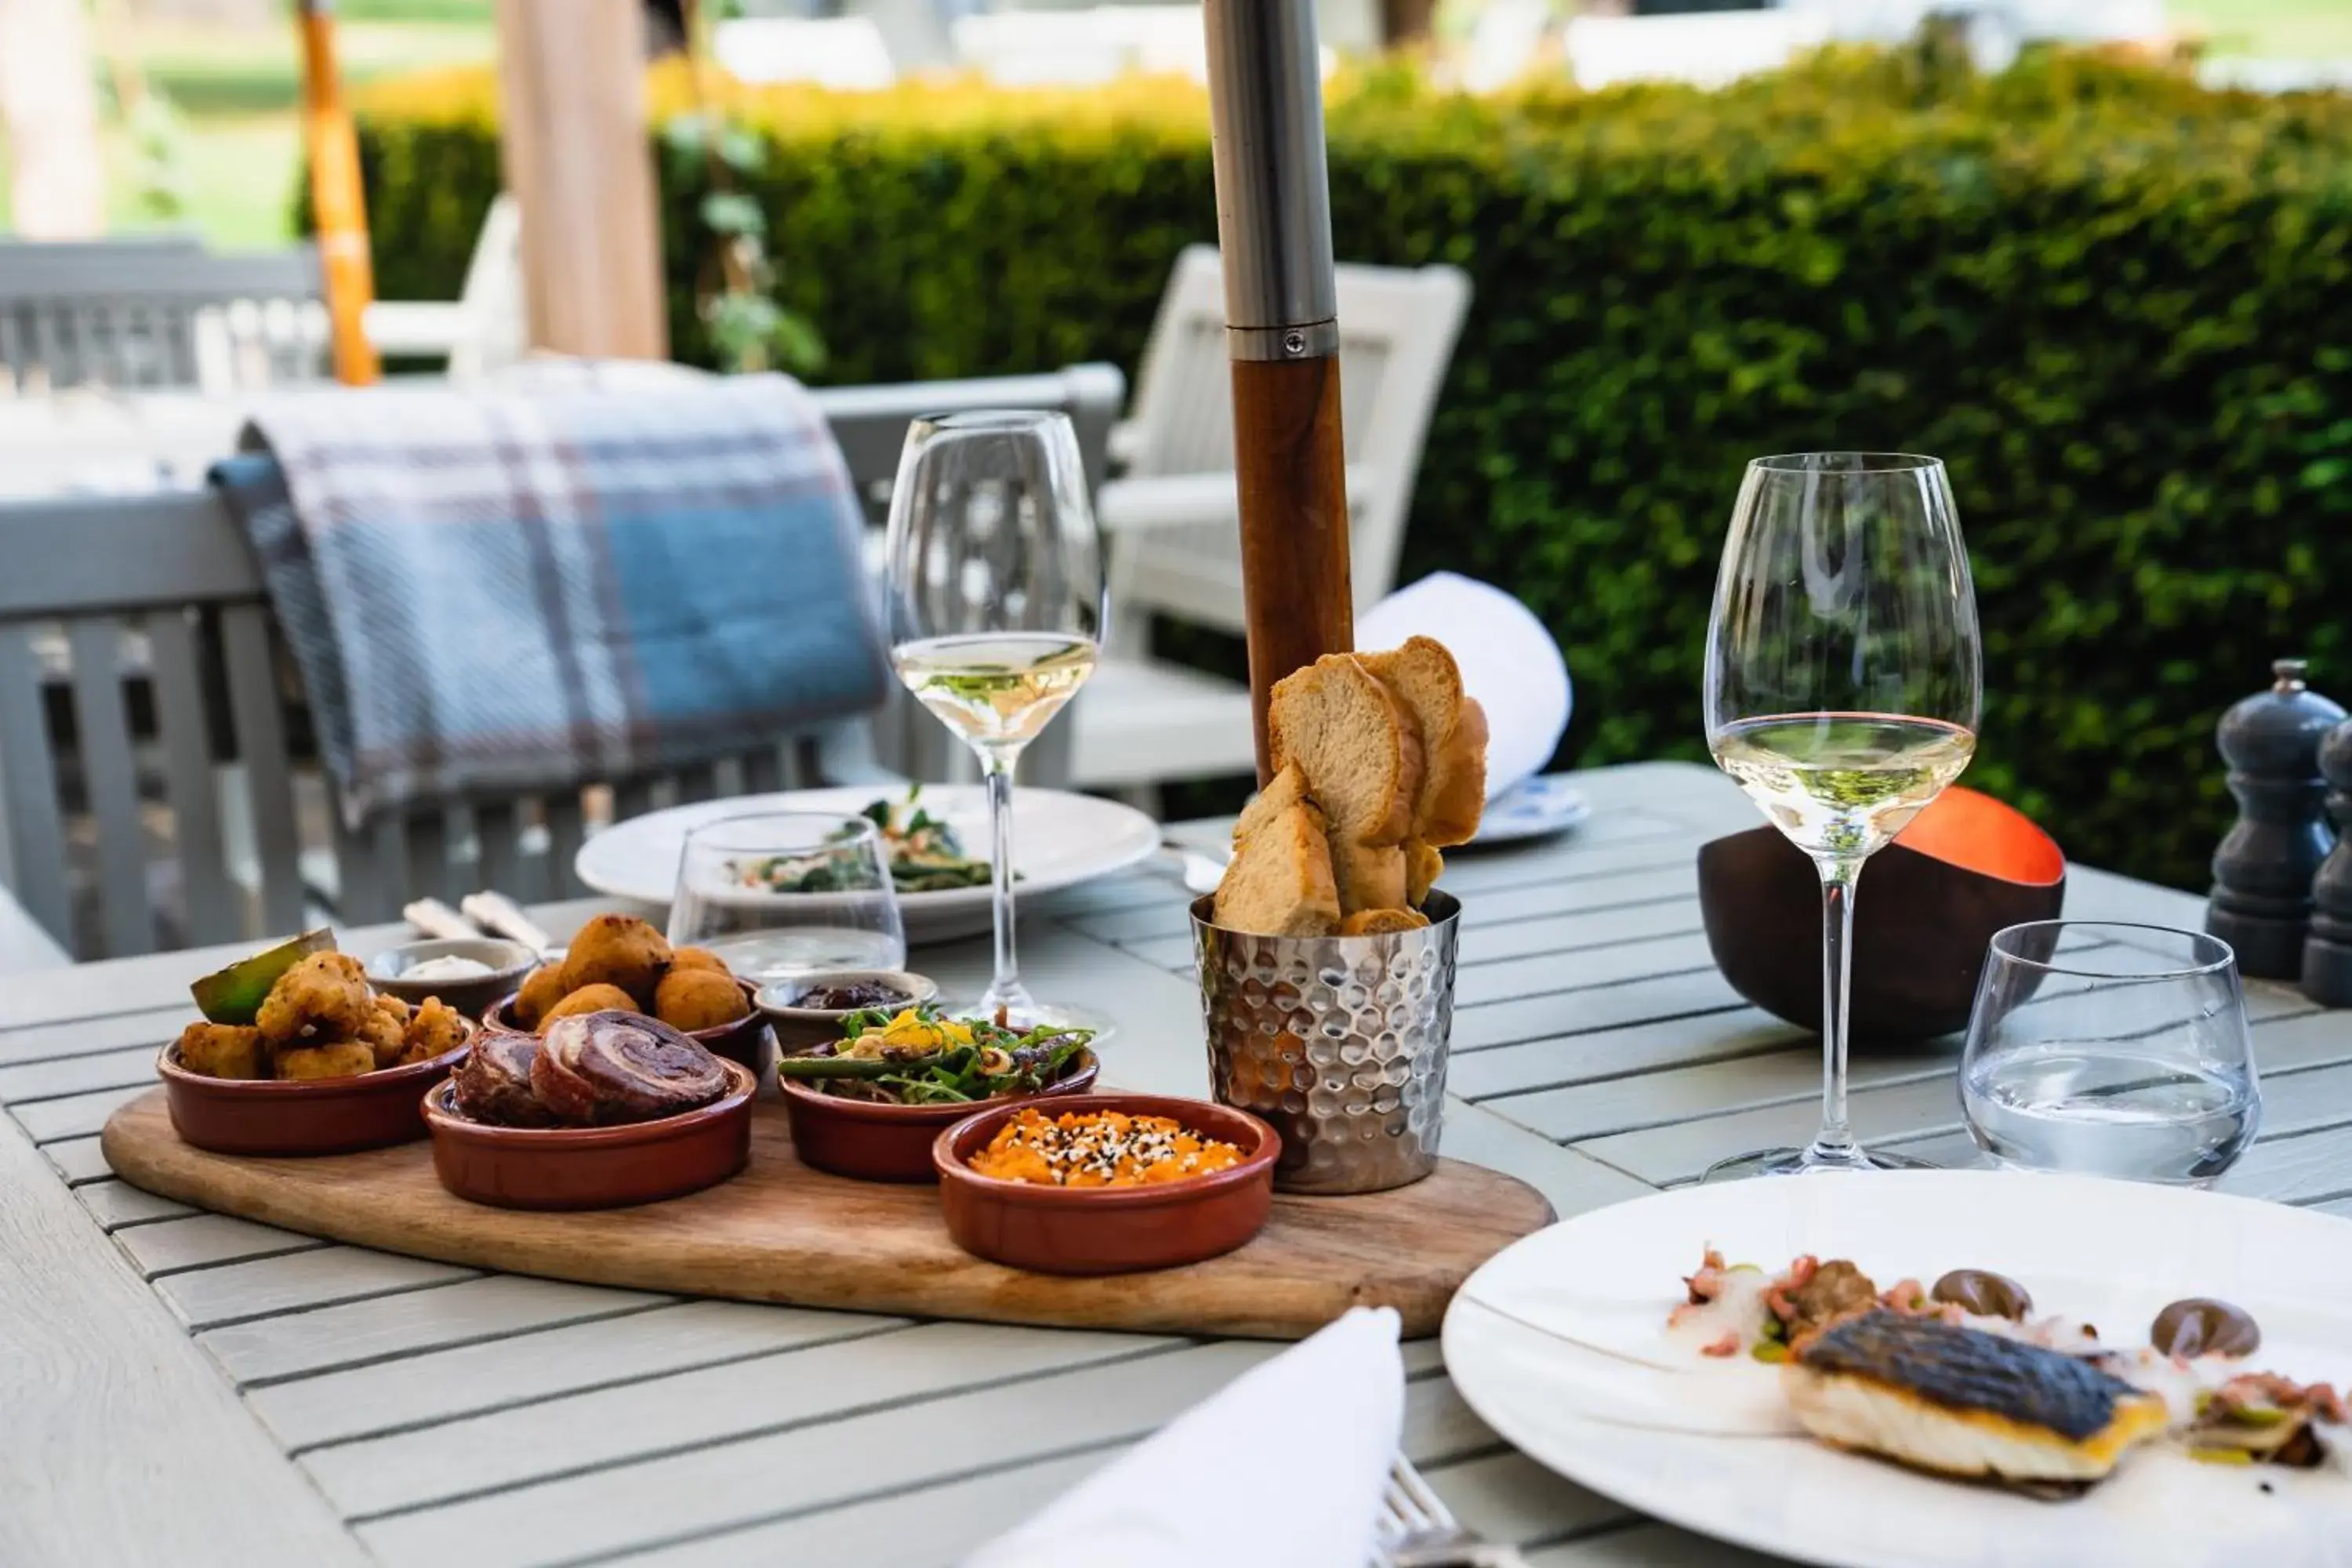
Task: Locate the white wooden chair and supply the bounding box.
[1068,245,1471,791]
[362,194,528,383]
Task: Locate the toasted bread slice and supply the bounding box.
[1269,655,1422,848]
[1405,840,1445,906]
[1339,908,1431,936]
[1358,637,1486,848]
[1211,797,1341,937]
[1330,837,1406,916]
[1232,761,1314,848]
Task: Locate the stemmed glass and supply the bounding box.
[1703,452,1982,1178]
[884,409,1106,1030]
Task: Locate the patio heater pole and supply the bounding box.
[294,0,382,385]
[1201,0,1353,786]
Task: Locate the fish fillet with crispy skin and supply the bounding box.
[1784,1311,2170,1484]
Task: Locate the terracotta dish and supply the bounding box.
[365,937,537,1020]
[158,1033,474,1156]
[1699,786,2067,1041]
[485,978,771,1077]
[779,1047,1099,1183]
[934,1094,1279,1275]
[423,1057,756,1210]
[753,968,941,1053]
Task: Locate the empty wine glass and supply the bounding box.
[666,812,906,983]
[1962,922,2259,1185]
[884,409,1105,1030]
[1703,453,1982,1178]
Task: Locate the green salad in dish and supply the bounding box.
[736,786,994,895]
[775,1004,1094,1105]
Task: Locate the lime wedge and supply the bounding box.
[190,929,336,1025]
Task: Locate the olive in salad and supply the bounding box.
[777,1005,1093,1105]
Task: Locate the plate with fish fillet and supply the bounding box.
[1441,1171,2352,1568]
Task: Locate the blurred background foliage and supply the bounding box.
[343,44,2352,891]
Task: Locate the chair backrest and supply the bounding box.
[448,195,529,383]
[0,240,330,397]
[1112,244,1471,633]
[0,364,1124,959]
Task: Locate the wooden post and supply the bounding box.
[295,2,382,386]
[1203,0,1353,782]
[492,0,670,360]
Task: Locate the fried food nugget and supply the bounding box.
[654,967,750,1033]
[274,1042,377,1080]
[513,962,569,1029]
[557,915,672,1007]
[401,996,470,1064]
[669,946,727,974]
[175,1021,268,1080]
[358,994,411,1069]
[537,983,638,1033]
[256,951,372,1046]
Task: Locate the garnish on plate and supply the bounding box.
[735,786,995,895]
[969,1108,1244,1188]
[775,1004,1091,1105]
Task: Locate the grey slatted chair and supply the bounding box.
[0,365,1124,964]
[0,239,328,396]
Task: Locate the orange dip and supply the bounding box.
[970,1109,1243,1188]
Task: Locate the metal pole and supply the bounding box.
[1202,0,1355,784]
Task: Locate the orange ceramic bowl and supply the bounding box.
[158,1031,474,1156]
[484,978,771,1078]
[422,1057,755,1210]
[778,1048,1101,1183]
[932,1094,1279,1276]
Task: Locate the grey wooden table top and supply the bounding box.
[5,761,2349,1568]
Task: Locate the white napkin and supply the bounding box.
[964,1307,1405,1568]
[1357,572,1572,799]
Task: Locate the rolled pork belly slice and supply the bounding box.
[535,1010,728,1124]
[452,1033,555,1127]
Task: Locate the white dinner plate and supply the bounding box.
[572,786,1160,946]
[1471,775,1589,844]
[1443,1172,2352,1568]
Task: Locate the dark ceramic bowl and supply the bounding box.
[422,1058,756,1210]
[1699,786,2067,1042]
[365,938,539,1021]
[933,1094,1279,1276]
[484,978,771,1078]
[158,1031,474,1156]
[778,1047,1100,1183]
[753,969,942,1054]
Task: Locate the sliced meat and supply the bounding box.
[536,1011,728,1124]
[452,1033,554,1127]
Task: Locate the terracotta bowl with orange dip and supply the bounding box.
[1699,786,2067,1043]
[933,1094,1279,1275]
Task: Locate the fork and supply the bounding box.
[1374,1454,1528,1568]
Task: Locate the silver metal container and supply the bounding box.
[1190,891,1460,1194]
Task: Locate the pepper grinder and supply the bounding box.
[2303,719,2352,1004]
[2208,659,2344,980]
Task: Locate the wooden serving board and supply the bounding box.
[101,1090,1553,1340]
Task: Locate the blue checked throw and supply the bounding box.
[214,365,889,827]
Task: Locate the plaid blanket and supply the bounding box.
[214,365,888,827]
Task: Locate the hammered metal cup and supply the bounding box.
[1189,891,1461,1195]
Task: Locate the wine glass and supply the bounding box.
[1703,452,1982,1178]
[666,811,906,983]
[883,409,1105,1030]
[1961,921,2259,1185]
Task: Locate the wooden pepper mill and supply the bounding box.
[2208,659,2344,980]
[2303,717,2352,1004]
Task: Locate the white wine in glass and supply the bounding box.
[892,633,1099,755]
[1703,454,1982,1179]
[884,410,1107,1033]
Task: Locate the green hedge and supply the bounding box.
[345,49,2352,891]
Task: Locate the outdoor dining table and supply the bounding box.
[8,760,2350,1567]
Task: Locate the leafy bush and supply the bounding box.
[346,50,2352,890]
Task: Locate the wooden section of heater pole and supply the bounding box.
[1232,353,1354,784]
[295,4,380,386]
